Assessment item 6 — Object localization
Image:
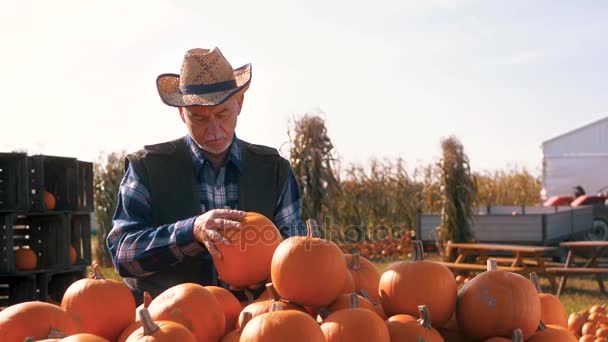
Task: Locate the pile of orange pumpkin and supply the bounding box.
[336,230,414,261]
[568,304,608,341]
[0,212,579,341]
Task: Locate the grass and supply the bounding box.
[90,235,606,314]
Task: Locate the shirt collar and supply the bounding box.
[185,134,242,175]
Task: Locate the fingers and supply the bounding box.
[210,218,242,230]
[210,209,247,221]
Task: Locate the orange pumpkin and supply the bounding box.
[206,286,242,333]
[327,293,376,314]
[438,313,467,342]
[529,272,567,328]
[357,288,387,319]
[239,303,325,341]
[456,259,541,340]
[340,270,356,294]
[526,321,577,341]
[321,294,390,341]
[568,312,585,336]
[117,292,153,342]
[213,212,282,288]
[379,240,456,327]
[238,283,305,328]
[485,328,524,341]
[15,247,38,270]
[124,307,196,342]
[147,283,225,342]
[344,252,381,303]
[57,334,110,341]
[0,301,78,341]
[221,312,252,342]
[44,191,56,210]
[386,305,443,342]
[69,246,77,265]
[61,264,136,341]
[271,219,347,307]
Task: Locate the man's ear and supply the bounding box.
[235,94,245,115]
[178,107,186,123]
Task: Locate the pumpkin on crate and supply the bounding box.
[529,272,567,328]
[61,264,136,341]
[124,307,196,342]
[456,259,541,340]
[270,219,347,307]
[239,302,325,342]
[44,191,56,210]
[0,301,79,342]
[385,305,443,342]
[213,212,283,288]
[147,282,225,342]
[379,240,457,327]
[69,246,78,265]
[344,251,381,303]
[320,294,390,342]
[14,246,38,270]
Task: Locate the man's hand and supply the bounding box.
[193,209,246,259]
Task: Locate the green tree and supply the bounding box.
[93,151,127,267]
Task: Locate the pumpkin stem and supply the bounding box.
[349,252,361,271]
[537,320,547,331]
[90,264,105,280]
[486,259,498,271]
[418,337,426,342]
[138,307,160,335]
[512,328,523,342]
[243,288,255,304]
[412,240,424,261]
[143,291,152,308]
[349,293,360,309]
[417,305,433,329]
[24,338,35,342]
[265,283,281,301]
[241,311,253,328]
[318,307,331,320]
[529,272,543,294]
[270,302,282,312]
[305,219,321,238]
[357,288,378,306]
[47,328,67,338]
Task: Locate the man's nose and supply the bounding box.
[206,116,221,134]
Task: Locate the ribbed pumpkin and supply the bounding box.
[237,283,305,328]
[61,265,135,341]
[456,260,541,340]
[529,272,567,328]
[345,252,381,303]
[213,212,282,287]
[147,283,225,342]
[206,286,242,333]
[221,312,252,342]
[526,322,577,341]
[0,301,78,341]
[485,328,524,342]
[386,305,443,342]
[379,240,456,326]
[271,219,347,307]
[125,308,196,342]
[15,247,38,270]
[321,294,390,342]
[239,303,325,342]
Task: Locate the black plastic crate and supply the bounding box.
[0,273,38,309]
[69,214,92,266]
[39,266,86,304]
[0,153,30,212]
[0,213,69,273]
[77,161,94,212]
[30,155,79,211]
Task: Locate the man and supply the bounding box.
[106,47,305,304]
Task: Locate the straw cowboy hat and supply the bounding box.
[157,47,251,107]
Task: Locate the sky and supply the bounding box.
[1,0,607,177]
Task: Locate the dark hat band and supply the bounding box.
[179,79,238,95]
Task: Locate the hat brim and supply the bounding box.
[156,64,251,107]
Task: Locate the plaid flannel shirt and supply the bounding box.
[107,135,304,277]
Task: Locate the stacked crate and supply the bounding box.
[0,153,94,309]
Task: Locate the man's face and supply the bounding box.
[179,95,243,155]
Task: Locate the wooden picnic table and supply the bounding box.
[548,241,608,296]
[441,242,559,291]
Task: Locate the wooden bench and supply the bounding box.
[437,261,525,273]
[546,267,608,295]
[491,257,563,267]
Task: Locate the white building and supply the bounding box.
[541,116,608,199]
